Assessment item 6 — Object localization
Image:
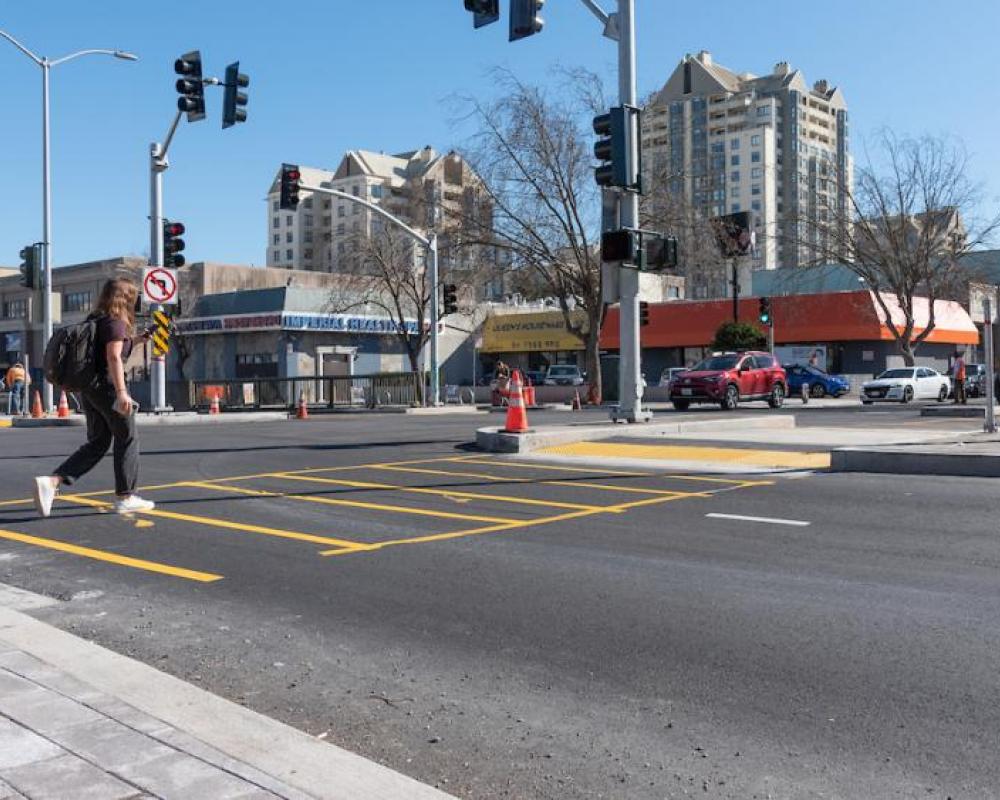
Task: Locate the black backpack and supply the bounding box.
[43,314,103,391]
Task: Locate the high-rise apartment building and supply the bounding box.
[265,146,499,296]
[643,51,852,276]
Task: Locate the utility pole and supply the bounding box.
[731,259,740,323]
[984,295,996,434]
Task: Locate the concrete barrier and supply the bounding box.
[477,414,796,454]
[920,405,998,419]
[831,444,1000,477]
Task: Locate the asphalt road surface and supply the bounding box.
[0,404,997,798]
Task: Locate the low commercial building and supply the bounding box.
[477,308,587,381]
[601,290,979,382]
[173,285,417,384]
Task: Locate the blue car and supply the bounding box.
[783,364,851,398]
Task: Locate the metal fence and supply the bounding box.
[189,373,425,411]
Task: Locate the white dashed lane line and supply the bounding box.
[705,513,811,527]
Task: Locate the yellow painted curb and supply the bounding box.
[538,441,831,470]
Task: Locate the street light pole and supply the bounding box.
[41,59,52,412]
[0,30,137,411]
[298,182,442,406]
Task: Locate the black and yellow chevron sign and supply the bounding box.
[152,310,171,357]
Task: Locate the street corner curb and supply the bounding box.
[12,416,86,428]
[135,412,290,426]
[0,598,457,800]
[476,413,796,453]
[920,405,998,419]
[830,446,1000,477]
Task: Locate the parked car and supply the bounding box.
[544,364,585,386]
[524,370,547,387]
[658,367,689,388]
[861,367,950,404]
[669,351,787,411]
[964,363,987,397]
[783,364,851,398]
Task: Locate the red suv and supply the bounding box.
[670,351,787,411]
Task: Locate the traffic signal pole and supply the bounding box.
[148,110,183,413]
[610,0,649,423]
[296,182,442,406]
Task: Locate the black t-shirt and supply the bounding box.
[95,315,133,379]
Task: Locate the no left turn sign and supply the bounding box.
[142,267,178,305]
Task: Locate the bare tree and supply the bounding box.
[453,69,606,403]
[639,165,730,298]
[323,225,431,400]
[789,131,999,365]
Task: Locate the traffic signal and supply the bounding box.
[18,244,38,290]
[174,50,206,123]
[713,212,753,257]
[639,301,650,327]
[758,297,772,326]
[443,284,459,315]
[643,235,679,272]
[464,0,499,27]
[593,106,641,191]
[222,61,249,129]
[163,220,186,268]
[509,0,544,41]
[601,229,637,263]
[280,163,301,211]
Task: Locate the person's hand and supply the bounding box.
[114,391,136,416]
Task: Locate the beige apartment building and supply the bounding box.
[643,51,853,284]
[265,146,500,298]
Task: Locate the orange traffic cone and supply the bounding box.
[502,371,530,433]
[296,392,309,420]
[571,390,582,411]
[209,393,221,415]
[30,390,44,419]
[57,391,70,418]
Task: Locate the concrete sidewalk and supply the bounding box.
[0,585,454,800]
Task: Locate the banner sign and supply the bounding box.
[481,310,587,353]
[174,312,420,336]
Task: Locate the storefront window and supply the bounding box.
[235,353,279,379]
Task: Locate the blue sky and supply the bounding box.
[1,0,998,268]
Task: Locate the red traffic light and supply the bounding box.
[286,169,300,182]
[174,58,197,76]
[164,222,185,237]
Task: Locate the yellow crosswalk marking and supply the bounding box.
[0,527,221,582]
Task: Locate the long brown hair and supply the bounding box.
[95,278,138,334]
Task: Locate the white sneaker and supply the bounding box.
[33,477,56,518]
[114,495,155,515]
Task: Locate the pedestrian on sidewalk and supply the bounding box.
[952,350,967,405]
[33,278,155,518]
[5,362,27,416]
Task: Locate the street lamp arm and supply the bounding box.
[0,28,42,65]
[578,0,619,40]
[50,48,138,66]
[301,184,431,247]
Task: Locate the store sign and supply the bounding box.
[174,312,419,336]
[481,310,587,353]
[283,313,418,334]
[4,332,23,353]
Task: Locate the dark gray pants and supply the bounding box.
[55,384,139,496]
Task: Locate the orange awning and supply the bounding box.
[600,290,979,349]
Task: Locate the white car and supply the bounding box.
[659,367,689,388]
[861,367,950,405]
[543,365,585,386]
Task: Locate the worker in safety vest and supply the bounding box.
[952,351,967,405]
[4,363,27,416]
